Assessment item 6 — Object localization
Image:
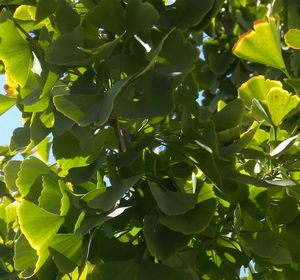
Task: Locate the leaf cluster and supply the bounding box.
[0,0,299,279]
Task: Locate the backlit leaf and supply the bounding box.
[233,17,286,71]
[284,29,300,50]
[266,87,300,126]
[0,19,32,86]
[0,94,16,116]
[238,75,282,108]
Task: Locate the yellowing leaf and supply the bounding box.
[0,20,32,87]
[238,75,282,108]
[14,5,36,21]
[267,87,300,126]
[284,29,300,50]
[233,17,286,71]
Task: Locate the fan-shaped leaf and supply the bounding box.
[233,17,286,71]
[0,19,32,87]
[284,29,300,50]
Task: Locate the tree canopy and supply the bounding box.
[0,0,300,279]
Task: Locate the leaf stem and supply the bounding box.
[13,19,38,46]
[111,113,127,153]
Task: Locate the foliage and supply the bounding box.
[0,0,299,279]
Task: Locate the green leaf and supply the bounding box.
[268,196,298,224]
[36,137,51,163]
[16,157,49,197]
[30,112,51,146]
[126,0,159,36]
[52,131,91,172]
[75,207,129,235]
[149,182,197,216]
[66,157,105,185]
[266,87,300,126]
[143,216,189,260]
[192,0,224,30]
[208,52,234,75]
[251,98,273,125]
[3,160,21,193]
[54,0,80,34]
[0,94,16,116]
[0,19,32,87]
[284,29,300,49]
[17,200,64,273]
[17,200,64,251]
[87,0,125,35]
[233,17,286,71]
[49,234,84,274]
[35,0,58,23]
[93,259,192,280]
[46,26,87,65]
[212,99,244,131]
[270,135,299,157]
[284,216,300,261]
[9,126,31,153]
[238,75,282,108]
[284,78,300,92]
[154,30,198,77]
[115,72,174,118]
[14,234,37,274]
[159,198,217,235]
[239,231,284,260]
[38,176,62,215]
[162,0,215,30]
[54,78,129,126]
[79,37,120,60]
[87,174,142,210]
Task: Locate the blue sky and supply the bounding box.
[0,75,22,146]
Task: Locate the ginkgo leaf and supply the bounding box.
[0,94,16,116]
[233,17,286,71]
[284,29,300,50]
[16,157,49,197]
[17,200,64,251]
[126,0,159,36]
[159,198,217,235]
[267,87,300,126]
[270,135,299,157]
[53,78,129,127]
[14,234,37,278]
[0,19,32,87]
[17,200,64,274]
[49,234,84,273]
[238,75,282,108]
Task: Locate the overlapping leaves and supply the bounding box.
[0,1,299,279]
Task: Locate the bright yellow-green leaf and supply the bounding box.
[14,234,37,275]
[16,157,49,197]
[238,75,282,108]
[17,200,64,251]
[233,17,286,71]
[14,5,36,21]
[17,200,64,274]
[284,29,300,50]
[0,94,16,116]
[49,234,84,273]
[267,87,300,126]
[38,176,62,214]
[0,20,32,87]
